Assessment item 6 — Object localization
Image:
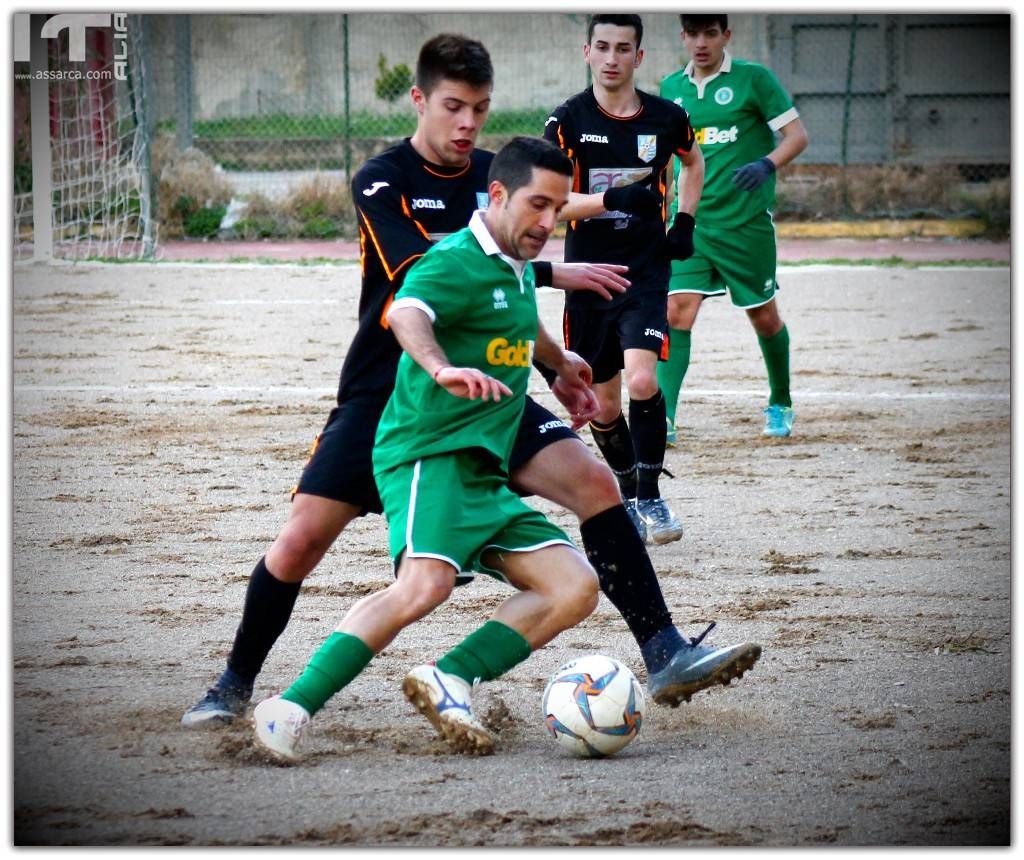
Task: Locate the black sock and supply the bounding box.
[629,391,667,500]
[590,413,638,499]
[579,506,675,650]
[224,557,302,688]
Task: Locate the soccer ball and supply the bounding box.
[542,654,645,757]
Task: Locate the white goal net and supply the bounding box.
[14,14,156,261]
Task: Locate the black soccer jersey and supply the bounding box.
[543,87,695,308]
[337,140,493,402]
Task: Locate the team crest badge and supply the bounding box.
[476,192,490,210]
[493,288,508,310]
[715,87,734,105]
[637,134,657,163]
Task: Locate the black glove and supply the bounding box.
[732,156,776,191]
[662,212,695,262]
[603,181,662,220]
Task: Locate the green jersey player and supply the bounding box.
[658,14,808,439]
[252,138,603,760]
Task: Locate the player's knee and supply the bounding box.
[579,459,622,514]
[549,447,622,521]
[594,399,623,425]
[625,368,659,400]
[268,521,334,580]
[565,562,600,624]
[396,562,455,621]
[748,303,784,337]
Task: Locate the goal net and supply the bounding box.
[14,14,156,261]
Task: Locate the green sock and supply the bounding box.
[281,631,374,716]
[656,329,692,427]
[758,324,791,408]
[436,620,532,685]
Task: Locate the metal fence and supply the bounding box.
[13,12,1010,259]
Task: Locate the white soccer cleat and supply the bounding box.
[252,695,311,762]
[402,665,494,755]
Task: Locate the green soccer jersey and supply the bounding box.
[661,52,797,228]
[373,210,538,476]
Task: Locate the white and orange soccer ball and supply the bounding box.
[542,654,645,757]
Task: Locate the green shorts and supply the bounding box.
[375,449,574,583]
[669,212,778,309]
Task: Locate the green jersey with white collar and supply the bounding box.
[373,210,538,477]
[661,52,797,228]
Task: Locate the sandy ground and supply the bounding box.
[11,260,1010,846]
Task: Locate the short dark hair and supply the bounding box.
[680,14,728,33]
[488,137,573,196]
[587,14,643,49]
[415,34,493,95]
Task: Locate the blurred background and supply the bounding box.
[12,12,1010,260]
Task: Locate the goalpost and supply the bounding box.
[15,14,156,262]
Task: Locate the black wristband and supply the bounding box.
[533,359,558,387]
[533,260,553,287]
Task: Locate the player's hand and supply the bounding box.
[550,263,630,301]
[550,351,598,430]
[551,376,600,430]
[732,156,776,191]
[662,213,695,262]
[603,181,662,220]
[434,366,513,402]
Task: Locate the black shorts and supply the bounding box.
[294,395,577,513]
[508,396,579,473]
[294,397,387,514]
[563,290,669,385]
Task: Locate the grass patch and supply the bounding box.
[158,108,552,141]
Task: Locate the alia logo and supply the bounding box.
[486,337,533,367]
[14,13,129,81]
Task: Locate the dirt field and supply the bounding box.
[11,260,1010,846]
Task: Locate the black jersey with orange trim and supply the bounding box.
[543,87,695,308]
[337,139,493,402]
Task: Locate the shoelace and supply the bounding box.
[687,621,716,648]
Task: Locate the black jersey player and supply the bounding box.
[544,14,706,546]
[182,34,760,727]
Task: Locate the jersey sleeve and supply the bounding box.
[669,100,696,156]
[352,161,432,282]
[752,64,799,132]
[390,247,470,329]
[543,102,576,160]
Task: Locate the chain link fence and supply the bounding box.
[14,13,1009,258]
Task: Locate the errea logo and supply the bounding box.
[493,288,508,310]
[412,198,445,210]
[694,125,739,145]
[580,133,609,144]
[486,337,534,367]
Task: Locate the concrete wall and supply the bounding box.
[149,12,765,120]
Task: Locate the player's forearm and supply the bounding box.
[676,147,704,215]
[386,306,450,379]
[557,191,607,223]
[766,119,809,170]
[533,320,568,372]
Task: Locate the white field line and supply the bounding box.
[11,384,1009,402]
